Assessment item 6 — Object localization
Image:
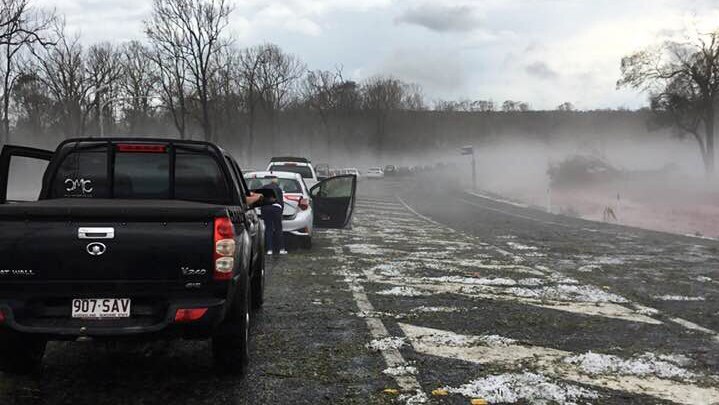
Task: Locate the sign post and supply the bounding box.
[460,145,476,191]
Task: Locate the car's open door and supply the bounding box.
[0,145,54,204]
[310,174,357,228]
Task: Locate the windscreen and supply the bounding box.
[269,164,313,179]
[49,145,230,203]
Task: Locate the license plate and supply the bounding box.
[71,298,131,319]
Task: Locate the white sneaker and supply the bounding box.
[279,249,288,255]
[266,250,273,255]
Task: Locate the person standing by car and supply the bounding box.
[261,176,287,255]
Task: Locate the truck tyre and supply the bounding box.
[212,273,250,375]
[0,331,46,374]
[251,249,265,310]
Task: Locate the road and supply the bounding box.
[2,176,719,404]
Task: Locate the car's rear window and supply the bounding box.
[269,164,313,179]
[247,177,303,194]
[50,144,230,204]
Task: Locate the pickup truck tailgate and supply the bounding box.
[0,199,227,283]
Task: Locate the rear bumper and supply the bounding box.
[282,210,312,236]
[0,298,227,340]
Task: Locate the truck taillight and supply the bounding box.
[298,197,309,211]
[214,217,235,281]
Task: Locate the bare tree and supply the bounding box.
[238,44,268,160]
[302,68,343,154]
[0,0,54,144]
[210,46,242,144]
[362,76,405,154]
[120,40,157,133]
[33,21,92,137]
[11,68,55,137]
[148,32,189,139]
[238,43,304,157]
[145,0,233,141]
[618,31,719,174]
[86,42,123,135]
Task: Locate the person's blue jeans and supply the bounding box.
[261,204,284,254]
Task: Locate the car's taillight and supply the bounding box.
[298,197,309,211]
[0,310,5,323]
[174,308,208,322]
[214,217,235,281]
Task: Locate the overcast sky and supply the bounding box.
[36,0,719,110]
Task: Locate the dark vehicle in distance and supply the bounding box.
[384,165,397,176]
[0,138,357,374]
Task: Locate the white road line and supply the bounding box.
[396,196,449,229]
[467,191,529,208]
[401,323,719,405]
[397,196,515,258]
[335,242,424,396]
[458,197,573,228]
[670,317,719,342]
[396,194,719,343]
[348,279,423,392]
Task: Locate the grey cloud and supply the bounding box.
[525,61,558,80]
[377,47,467,94]
[395,4,482,33]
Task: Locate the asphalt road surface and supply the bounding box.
[2,176,719,404]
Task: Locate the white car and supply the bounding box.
[366,167,384,179]
[245,171,314,248]
[267,157,318,188]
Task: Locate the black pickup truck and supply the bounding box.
[0,138,356,374]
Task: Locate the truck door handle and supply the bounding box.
[78,227,115,239]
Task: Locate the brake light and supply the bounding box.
[174,308,208,322]
[299,197,309,210]
[284,195,309,210]
[116,144,167,153]
[213,217,235,281]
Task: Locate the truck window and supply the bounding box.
[175,151,230,204]
[51,150,109,198]
[114,152,170,199]
[49,145,230,204]
[6,156,49,201]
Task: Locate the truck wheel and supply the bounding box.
[251,249,265,310]
[0,331,46,374]
[212,276,251,375]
